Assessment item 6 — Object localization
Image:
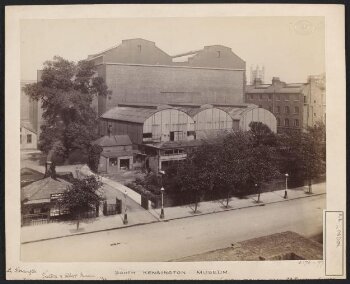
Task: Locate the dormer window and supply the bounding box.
[137,45,142,53]
[217,51,221,58]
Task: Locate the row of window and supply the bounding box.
[247,94,300,101]
[264,106,299,114]
[248,94,318,105]
[161,149,185,156]
[143,131,195,141]
[276,118,299,127]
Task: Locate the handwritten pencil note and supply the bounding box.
[325,211,344,276]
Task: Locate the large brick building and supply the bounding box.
[245,76,325,133]
[87,38,246,116]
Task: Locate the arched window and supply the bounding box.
[284,118,289,127]
[277,117,281,126]
[294,119,299,127]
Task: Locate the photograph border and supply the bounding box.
[4,2,347,280]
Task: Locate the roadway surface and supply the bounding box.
[21,194,325,262]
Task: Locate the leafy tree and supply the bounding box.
[249,121,277,147]
[246,143,279,202]
[307,121,326,162]
[59,175,103,230]
[24,56,109,160]
[191,142,221,191]
[299,129,326,193]
[87,144,103,173]
[246,124,280,202]
[177,158,208,213]
[216,131,252,207]
[277,123,326,193]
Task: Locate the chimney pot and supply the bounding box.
[272,77,281,86]
[254,78,262,86]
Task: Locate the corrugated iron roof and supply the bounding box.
[176,104,214,117]
[92,135,132,147]
[101,107,169,123]
[218,104,258,120]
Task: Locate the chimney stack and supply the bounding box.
[272,77,280,85]
[45,150,57,179]
[254,78,262,86]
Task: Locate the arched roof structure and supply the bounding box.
[100,105,175,124]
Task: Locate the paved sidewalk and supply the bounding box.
[149,182,326,221]
[21,210,158,244]
[21,182,325,244]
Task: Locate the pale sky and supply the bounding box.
[21,17,324,83]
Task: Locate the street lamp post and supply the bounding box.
[159,170,165,219]
[160,187,165,219]
[284,173,289,199]
[255,183,260,203]
[123,190,128,225]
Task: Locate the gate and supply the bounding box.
[141,195,149,210]
[103,198,122,216]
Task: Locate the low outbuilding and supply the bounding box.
[92,134,135,173]
[21,175,71,226]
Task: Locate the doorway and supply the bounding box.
[119,158,130,170]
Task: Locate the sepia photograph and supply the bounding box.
[5,3,346,280]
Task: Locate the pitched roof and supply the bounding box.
[101,150,135,158]
[87,38,171,61]
[92,135,132,147]
[21,121,36,134]
[21,177,71,203]
[21,168,44,188]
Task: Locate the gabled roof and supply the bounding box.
[101,150,135,158]
[87,38,171,61]
[21,177,71,203]
[21,121,36,134]
[92,135,132,147]
[21,168,45,188]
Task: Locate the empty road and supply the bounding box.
[21,194,325,262]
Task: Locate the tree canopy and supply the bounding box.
[59,175,103,229]
[276,122,326,192]
[170,125,279,208]
[24,56,110,159]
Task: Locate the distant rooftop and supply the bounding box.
[21,177,71,203]
[92,134,132,147]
